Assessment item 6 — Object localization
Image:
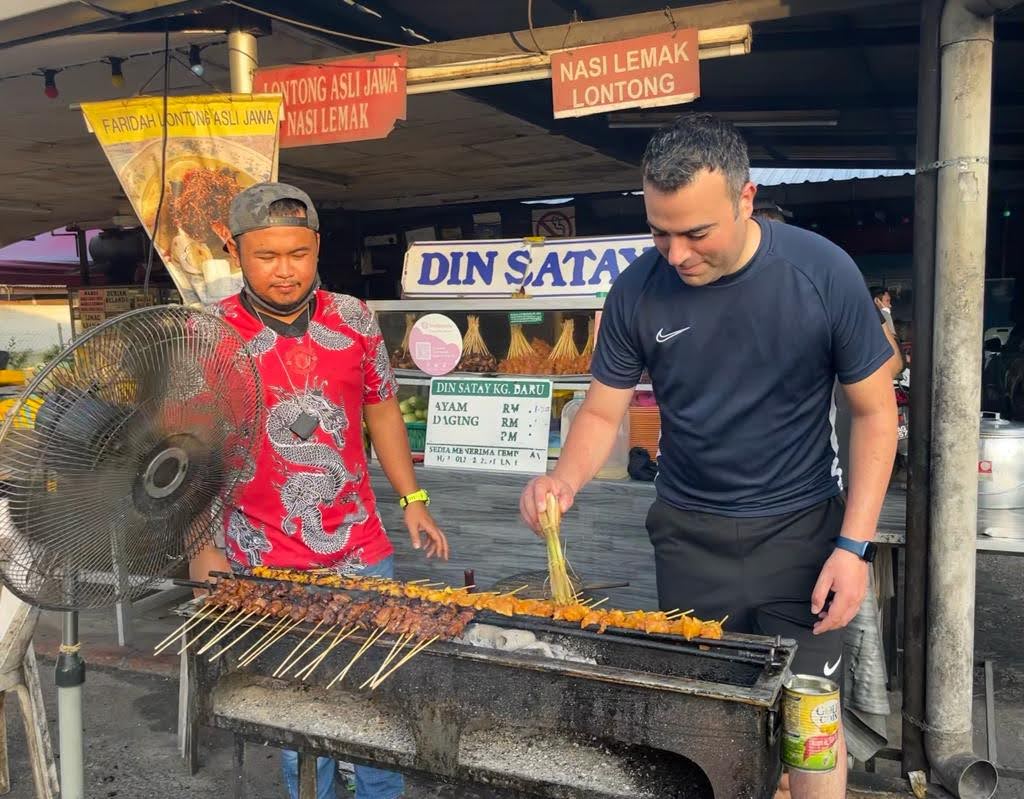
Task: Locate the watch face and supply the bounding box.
[863,543,878,563]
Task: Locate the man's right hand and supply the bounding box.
[520,474,577,536]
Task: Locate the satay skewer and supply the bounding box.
[359,634,412,690]
[209,617,266,662]
[274,620,325,678]
[178,605,234,655]
[237,615,289,663]
[327,627,385,689]
[281,623,340,679]
[239,618,303,668]
[198,610,258,655]
[296,626,358,681]
[153,601,218,654]
[371,635,439,690]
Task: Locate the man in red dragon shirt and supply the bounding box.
[190,182,447,799]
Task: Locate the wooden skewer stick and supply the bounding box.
[296,626,358,681]
[507,585,530,595]
[327,627,385,689]
[359,634,411,690]
[178,606,234,655]
[236,615,289,664]
[198,611,255,655]
[371,635,439,690]
[408,578,431,584]
[588,597,610,609]
[270,622,321,676]
[273,620,325,678]
[209,615,269,662]
[239,618,303,668]
[280,624,339,679]
[666,608,695,620]
[153,602,217,654]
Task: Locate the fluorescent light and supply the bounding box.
[521,197,575,205]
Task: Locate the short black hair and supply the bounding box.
[870,286,890,300]
[268,198,308,217]
[642,113,750,204]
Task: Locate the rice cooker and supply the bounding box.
[978,412,1024,509]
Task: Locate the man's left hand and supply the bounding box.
[811,548,869,634]
[404,503,450,560]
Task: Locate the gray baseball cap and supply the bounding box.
[227,182,320,238]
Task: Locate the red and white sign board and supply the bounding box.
[532,206,576,237]
[551,29,700,119]
[254,53,407,148]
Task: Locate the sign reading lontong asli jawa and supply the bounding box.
[551,29,700,119]
[254,53,407,147]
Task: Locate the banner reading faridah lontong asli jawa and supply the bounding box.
[81,94,283,306]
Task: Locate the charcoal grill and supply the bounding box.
[178,583,795,799]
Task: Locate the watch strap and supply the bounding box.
[835,535,871,560]
[399,489,430,509]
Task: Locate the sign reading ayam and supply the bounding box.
[254,53,407,147]
[401,234,655,297]
[551,29,700,119]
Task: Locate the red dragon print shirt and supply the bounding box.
[212,290,399,572]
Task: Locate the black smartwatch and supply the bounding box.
[835,535,877,563]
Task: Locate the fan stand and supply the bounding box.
[56,610,84,799]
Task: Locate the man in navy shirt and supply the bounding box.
[521,114,896,799]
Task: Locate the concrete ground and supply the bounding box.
[3,551,1023,798]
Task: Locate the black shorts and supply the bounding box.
[645,495,845,685]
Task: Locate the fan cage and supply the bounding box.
[0,305,262,611]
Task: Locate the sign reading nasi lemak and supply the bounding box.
[401,234,655,297]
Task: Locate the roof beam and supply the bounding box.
[753,21,1024,50]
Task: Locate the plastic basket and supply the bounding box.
[405,421,427,453]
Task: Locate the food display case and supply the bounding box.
[368,298,656,464]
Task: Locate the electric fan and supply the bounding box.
[0,305,262,799]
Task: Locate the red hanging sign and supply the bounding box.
[550,30,700,119]
[254,53,407,148]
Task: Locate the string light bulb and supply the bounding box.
[42,69,59,99]
[109,57,126,88]
[188,45,204,77]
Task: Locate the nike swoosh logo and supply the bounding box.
[823,656,842,677]
[655,326,691,343]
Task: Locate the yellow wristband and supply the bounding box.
[399,489,430,509]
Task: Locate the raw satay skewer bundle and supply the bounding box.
[457,315,498,372]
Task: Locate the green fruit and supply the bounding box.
[410,395,426,410]
[402,413,418,423]
[399,399,413,414]
[415,409,427,420]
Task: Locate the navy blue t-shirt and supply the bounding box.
[592,219,891,517]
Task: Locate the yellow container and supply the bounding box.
[781,674,840,773]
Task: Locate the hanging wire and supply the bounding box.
[527,0,548,55]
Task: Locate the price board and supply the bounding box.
[424,376,552,473]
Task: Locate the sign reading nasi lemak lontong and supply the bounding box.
[400,234,655,297]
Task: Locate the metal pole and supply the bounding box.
[56,610,85,799]
[228,29,258,94]
[923,1,1004,795]
[902,0,941,777]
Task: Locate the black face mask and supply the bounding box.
[242,273,322,315]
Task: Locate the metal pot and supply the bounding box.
[978,412,1024,509]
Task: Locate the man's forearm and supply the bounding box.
[552,406,621,492]
[843,409,897,542]
[365,401,419,498]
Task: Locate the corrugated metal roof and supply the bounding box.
[751,168,914,186]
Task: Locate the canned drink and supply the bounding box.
[781,674,840,773]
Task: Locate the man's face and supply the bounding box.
[228,223,319,312]
[876,292,892,310]
[643,169,756,287]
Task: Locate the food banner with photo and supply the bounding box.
[81,94,283,306]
